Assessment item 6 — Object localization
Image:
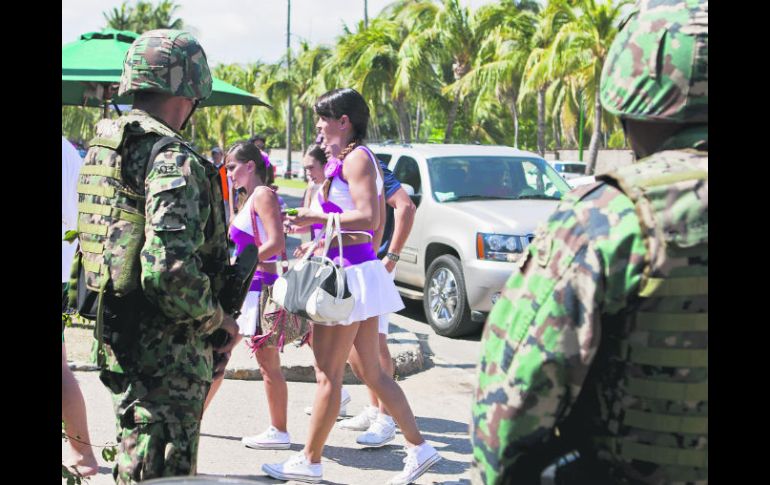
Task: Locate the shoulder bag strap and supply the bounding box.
[251,191,290,274]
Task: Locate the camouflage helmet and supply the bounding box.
[600,0,708,123]
[119,29,213,101]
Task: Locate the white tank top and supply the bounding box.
[324,146,384,211]
[231,189,278,262]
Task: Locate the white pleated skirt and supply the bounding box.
[236,290,261,336]
[314,260,405,327]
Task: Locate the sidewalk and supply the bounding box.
[66,319,425,383]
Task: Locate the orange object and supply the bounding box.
[218,164,229,201]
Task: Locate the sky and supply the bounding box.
[62,0,498,67]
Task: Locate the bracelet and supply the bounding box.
[386,252,400,262]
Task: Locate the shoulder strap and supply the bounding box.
[249,191,289,274]
[146,136,182,178]
[356,145,383,192]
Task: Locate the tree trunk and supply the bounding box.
[395,99,412,143]
[506,96,519,149]
[553,113,562,150]
[414,102,422,142]
[586,87,602,175]
[301,106,308,154]
[537,88,546,156]
[286,97,293,178]
[444,96,460,143]
[371,113,380,141]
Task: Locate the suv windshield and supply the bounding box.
[427,156,571,202]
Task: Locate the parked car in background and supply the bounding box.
[370,143,571,337]
[271,158,301,178]
[568,175,597,188]
[548,160,587,179]
[547,160,598,188]
[272,158,286,177]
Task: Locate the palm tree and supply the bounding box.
[420,0,485,143]
[330,18,412,142]
[447,1,537,148]
[103,0,184,33]
[546,0,632,173]
[152,0,184,30]
[520,1,571,155]
[103,3,132,31]
[389,0,441,142]
[294,43,332,152]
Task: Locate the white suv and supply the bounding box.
[371,143,571,337]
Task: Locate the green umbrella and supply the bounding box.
[62,29,271,109]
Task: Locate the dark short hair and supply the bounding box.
[248,135,267,145]
[306,144,327,166]
[314,88,369,142]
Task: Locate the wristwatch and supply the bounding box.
[386,252,400,262]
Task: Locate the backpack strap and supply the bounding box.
[146,136,182,178]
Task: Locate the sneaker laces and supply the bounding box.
[286,451,308,467]
[401,447,420,473]
[367,419,391,435]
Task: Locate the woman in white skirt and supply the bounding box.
[263,88,441,485]
[202,141,293,450]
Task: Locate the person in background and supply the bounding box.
[338,155,417,447]
[61,136,99,478]
[203,141,292,452]
[211,146,232,225]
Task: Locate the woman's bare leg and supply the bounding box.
[348,318,424,445]
[203,334,243,413]
[255,345,288,431]
[303,323,359,462]
[62,342,98,476]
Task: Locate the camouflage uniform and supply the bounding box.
[471,2,708,484]
[71,31,229,484]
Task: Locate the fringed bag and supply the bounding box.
[245,203,310,353]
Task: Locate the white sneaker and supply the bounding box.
[356,413,396,447]
[241,425,291,450]
[304,387,351,416]
[262,451,322,483]
[339,404,379,431]
[388,443,442,485]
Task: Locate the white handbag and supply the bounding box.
[272,213,355,322]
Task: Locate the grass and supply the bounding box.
[273,177,309,190]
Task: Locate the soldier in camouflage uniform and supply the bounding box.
[471,1,707,483]
[70,30,239,483]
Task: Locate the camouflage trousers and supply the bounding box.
[101,370,210,484]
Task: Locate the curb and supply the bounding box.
[68,324,425,383]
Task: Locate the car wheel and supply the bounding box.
[423,255,480,337]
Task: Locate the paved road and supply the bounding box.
[63,186,484,484]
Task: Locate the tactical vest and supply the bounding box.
[67,112,189,347]
[591,150,708,482]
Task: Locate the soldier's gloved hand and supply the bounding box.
[212,315,239,379]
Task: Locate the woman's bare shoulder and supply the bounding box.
[343,148,375,177]
[252,185,279,208]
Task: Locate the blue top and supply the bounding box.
[377,159,404,257]
[380,160,401,200]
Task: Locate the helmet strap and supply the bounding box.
[180,99,200,131]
